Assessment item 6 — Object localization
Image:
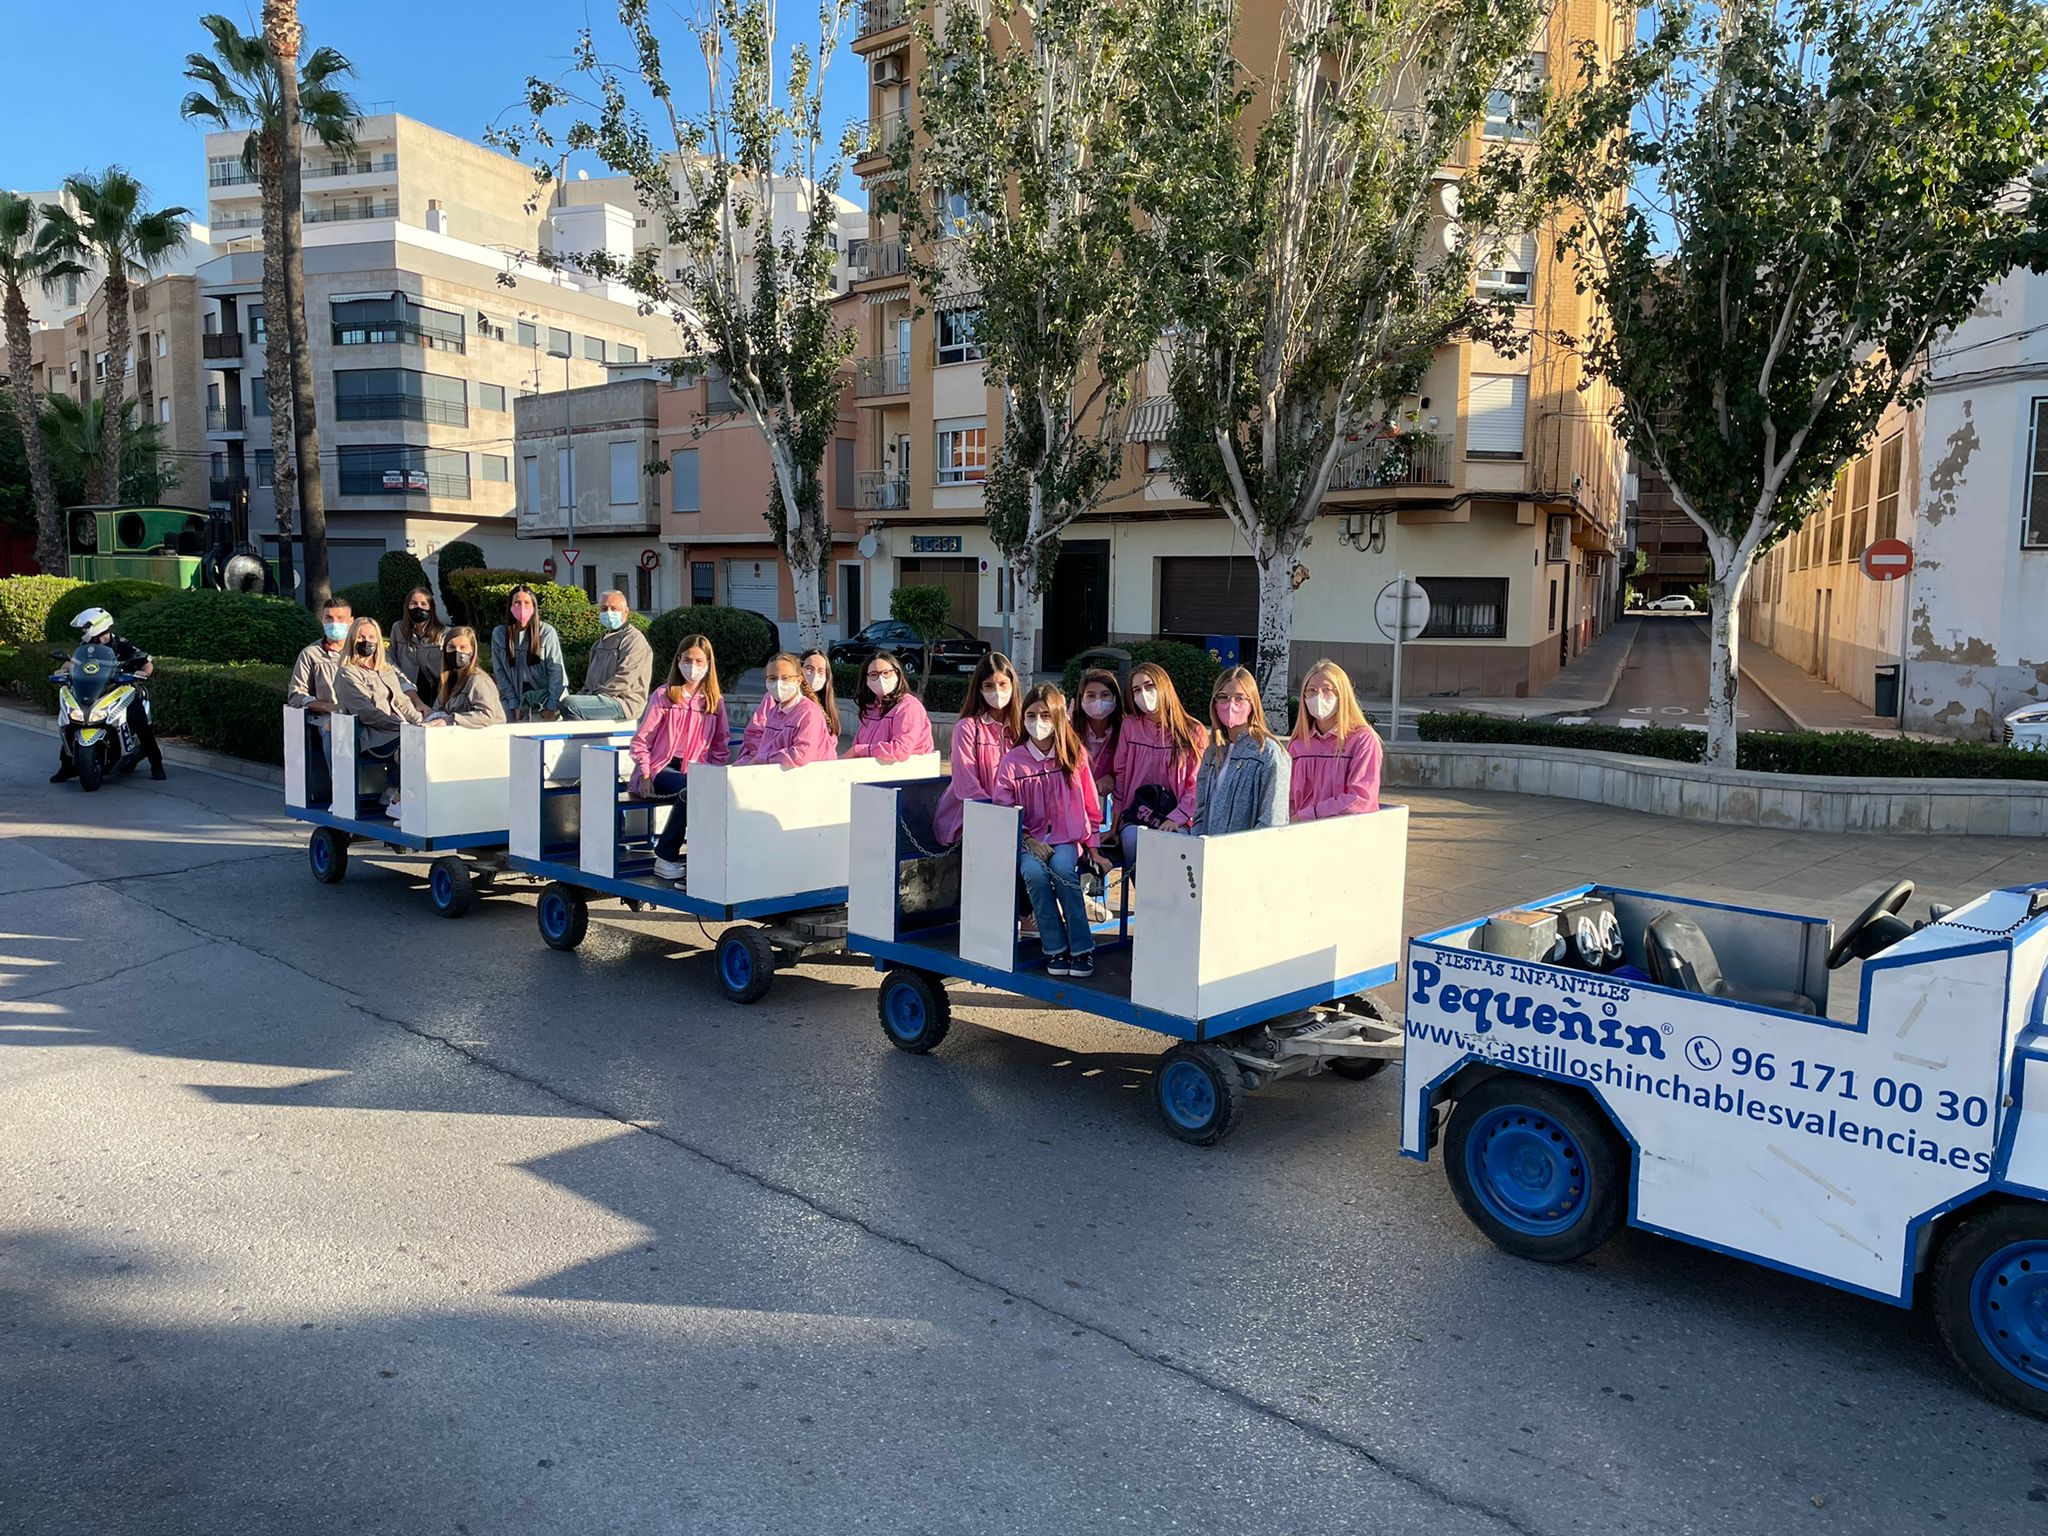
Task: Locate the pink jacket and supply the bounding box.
[934,713,1014,846]
[992,742,1103,853]
[738,694,834,767]
[629,689,729,789]
[1288,725,1383,820]
[1111,715,1205,828]
[1078,722,1118,791]
[846,694,935,763]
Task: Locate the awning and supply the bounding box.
[861,285,912,307]
[931,289,983,313]
[1124,395,1175,442]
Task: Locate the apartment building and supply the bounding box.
[1628,458,1711,602]
[844,0,1630,692]
[195,115,679,588]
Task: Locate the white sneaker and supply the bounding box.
[652,857,686,882]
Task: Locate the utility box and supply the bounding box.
[1875,663,1901,719]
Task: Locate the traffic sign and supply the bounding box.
[1860,539,1913,582]
[562,547,581,568]
[1375,577,1431,642]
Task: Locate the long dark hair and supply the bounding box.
[963,651,1022,740]
[1071,666,1124,754]
[1021,683,1083,774]
[800,647,839,733]
[396,585,444,645]
[856,648,911,715]
[503,584,545,653]
[435,627,481,707]
[661,632,722,712]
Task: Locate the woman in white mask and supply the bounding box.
[736,652,835,768]
[845,648,935,763]
[799,648,842,749]
[1286,658,1382,820]
[934,651,1021,846]
[631,634,731,881]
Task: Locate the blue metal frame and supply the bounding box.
[287,803,503,854]
[504,852,845,925]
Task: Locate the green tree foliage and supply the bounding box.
[42,578,171,643]
[377,549,430,621]
[435,540,487,622]
[889,583,951,694]
[0,194,84,572]
[121,588,321,665]
[37,396,182,506]
[1537,0,2048,765]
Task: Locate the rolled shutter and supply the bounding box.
[1158,557,1257,636]
[1467,373,1528,456]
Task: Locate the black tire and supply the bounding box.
[1441,1075,1628,1263]
[716,926,778,1005]
[877,968,951,1053]
[308,827,349,885]
[1931,1201,2048,1420]
[76,749,103,793]
[1330,1057,1389,1081]
[1153,1043,1249,1146]
[428,856,474,919]
[536,882,589,951]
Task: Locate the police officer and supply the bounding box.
[53,607,165,782]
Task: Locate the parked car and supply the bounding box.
[1644,594,1698,612]
[829,620,991,678]
[2003,700,2048,751]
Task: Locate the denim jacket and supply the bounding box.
[1191,733,1291,836]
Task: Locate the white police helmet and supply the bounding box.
[70,607,115,642]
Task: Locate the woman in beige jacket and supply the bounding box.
[334,617,426,816]
[426,627,505,728]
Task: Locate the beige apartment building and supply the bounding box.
[846,0,1631,691]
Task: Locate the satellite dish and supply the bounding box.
[858,532,879,558]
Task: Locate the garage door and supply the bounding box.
[898,557,978,633]
[1158,556,1257,638]
[725,558,783,646]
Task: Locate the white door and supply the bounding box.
[725,558,783,647]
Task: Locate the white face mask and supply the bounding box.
[803,666,828,691]
[1025,716,1054,743]
[681,661,708,684]
[1081,696,1114,720]
[1305,691,1338,721]
[1134,687,1158,714]
[982,684,1012,710]
[770,677,801,704]
[869,671,897,697]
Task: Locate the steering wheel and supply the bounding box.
[1827,879,1915,969]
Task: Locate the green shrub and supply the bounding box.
[833,661,968,713]
[1412,712,2048,782]
[0,644,62,710]
[0,575,83,646]
[647,605,778,688]
[378,550,431,621]
[436,540,487,622]
[331,581,385,624]
[562,610,652,689]
[1060,639,1220,711]
[146,658,291,764]
[446,567,546,628]
[888,583,952,691]
[41,578,169,643]
[122,589,322,666]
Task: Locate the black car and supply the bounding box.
[829,620,990,678]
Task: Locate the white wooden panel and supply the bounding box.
[389,720,626,841]
[329,712,361,808]
[959,798,1021,973]
[284,706,310,807]
[845,782,904,943]
[2010,1053,2048,1192]
[683,752,938,905]
[1129,826,1202,1019]
[579,744,632,878]
[508,737,546,861]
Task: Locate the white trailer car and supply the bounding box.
[507,736,938,1003]
[1402,879,2048,1418]
[847,779,1409,1143]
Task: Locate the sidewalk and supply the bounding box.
[1363,616,1640,725]
[1735,631,1945,739]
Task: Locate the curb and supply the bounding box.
[1684,616,1823,734]
[0,704,285,789]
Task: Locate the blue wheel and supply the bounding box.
[308,827,348,885]
[428,856,473,919]
[1443,1077,1626,1261]
[877,969,950,1053]
[537,883,588,951]
[717,927,776,1004]
[1152,1044,1245,1145]
[1934,1204,2048,1418]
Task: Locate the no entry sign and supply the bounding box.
[1860,538,1913,582]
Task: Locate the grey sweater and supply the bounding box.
[1191,734,1291,836]
[579,624,654,717]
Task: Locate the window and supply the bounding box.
[582,566,598,600]
[1546,579,1558,632]
[618,343,638,364]
[524,456,541,516]
[938,188,979,238]
[331,295,465,352]
[334,368,468,426]
[336,444,471,499]
[1466,373,1528,457]
[94,352,107,381]
[478,382,507,412]
[248,306,266,343]
[2026,399,2048,547]
[636,565,654,612]
[158,398,171,424]
[1874,433,1903,543]
[251,377,270,417]
[935,419,988,483]
[557,447,574,508]
[585,335,608,363]
[253,450,274,489]
[936,307,983,365]
[1483,52,1545,141]
[671,448,701,512]
[609,441,639,505]
[517,319,538,348]
[481,454,510,483]
[1475,235,1536,302]
[155,330,167,358]
[834,438,856,510]
[547,326,571,358]
[692,561,716,605]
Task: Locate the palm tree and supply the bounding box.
[38,172,189,526]
[0,192,85,574]
[39,395,181,506]
[263,0,333,604]
[182,13,357,602]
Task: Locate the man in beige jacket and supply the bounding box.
[559,590,654,721]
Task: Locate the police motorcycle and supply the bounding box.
[48,625,150,793]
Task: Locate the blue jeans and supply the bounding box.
[559,693,630,721]
[648,767,689,859]
[1018,844,1093,959]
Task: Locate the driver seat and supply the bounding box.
[1646,913,1817,1015]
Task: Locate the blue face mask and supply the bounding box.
[324,621,349,642]
[599,609,626,631]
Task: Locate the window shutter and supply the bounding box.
[1466,374,1527,455]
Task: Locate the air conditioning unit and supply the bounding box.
[1546,513,1571,563]
[873,55,904,85]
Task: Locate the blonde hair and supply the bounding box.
[1291,658,1374,747]
[663,633,723,713]
[435,627,482,706]
[1206,665,1273,763]
[342,616,386,670]
[1126,662,1203,762]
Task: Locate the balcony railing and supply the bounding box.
[335,394,469,427]
[307,154,398,178]
[854,352,911,397]
[858,0,906,35]
[338,466,471,499]
[1327,436,1449,490]
[212,214,264,233]
[202,333,244,362]
[306,199,400,224]
[856,472,910,510]
[331,319,466,354]
[861,110,910,159]
[205,405,246,433]
[847,237,910,282]
[208,166,257,187]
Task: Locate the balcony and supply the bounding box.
[205,404,246,435]
[330,318,466,354]
[856,472,910,510]
[858,0,906,35]
[212,214,264,233]
[335,394,468,427]
[338,465,471,499]
[1327,436,1450,491]
[208,166,258,188]
[306,199,400,224]
[854,351,911,398]
[307,154,398,179]
[859,110,910,161]
[202,332,244,366]
[847,237,910,282]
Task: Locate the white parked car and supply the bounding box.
[2002,700,2048,751]
[1644,594,1698,612]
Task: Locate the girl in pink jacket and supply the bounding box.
[992,685,1105,978]
[632,634,732,881]
[934,652,1021,846]
[1110,662,1207,868]
[1287,659,1383,820]
[738,653,836,768]
[844,648,936,762]
[1071,667,1123,798]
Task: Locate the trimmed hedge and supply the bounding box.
[0,647,290,763]
[0,644,62,710]
[1059,639,1221,711]
[831,661,969,713]
[42,578,169,643]
[378,550,430,623]
[648,605,779,688]
[1413,712,2048,782]
[332,581,386,623]
[0,575,83,646]
[436,540,487,622]
[445,567,545,627]
[122,589,322,666]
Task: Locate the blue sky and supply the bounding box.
[2,1,866,219]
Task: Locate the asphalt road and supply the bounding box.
[3,717,2045,1536]
[1594,614,1797,731]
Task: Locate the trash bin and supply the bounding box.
[1874,664,1900,718]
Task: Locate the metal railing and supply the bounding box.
[212,215,264,232]
[205,405,245,433]
[858,0,906,34]
[1327,436,1449,490]
[305,199,400,224]
[854,352,911,397]
[335,394,469,427]
[330,319,466,354]
[847,236,910,281]
[208,166,257,187]
[307,155,398,178]
[338,466,471,499]
[856,472,910,510]
[861,110,910,159]
[202,333,244,361]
